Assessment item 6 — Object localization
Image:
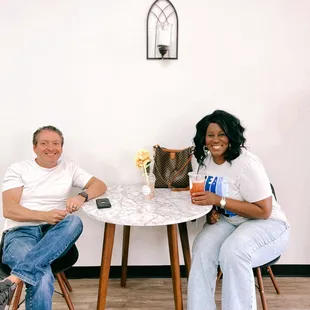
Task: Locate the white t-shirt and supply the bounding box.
[2,159,93,231]
[196,149,288,225]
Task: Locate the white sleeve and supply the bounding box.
[2,164,24,192]
[239,156,272,203]
[72,165,93,189]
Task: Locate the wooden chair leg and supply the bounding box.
[60,271,73,292]
[178,222,191,279]
[267,266,280,294]
[11,282,24,310]
[56,273,75,310]
[121,225,131,287]
[256,267,268,310]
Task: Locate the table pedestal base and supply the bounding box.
[96,222,191,310]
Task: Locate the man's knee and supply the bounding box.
[62,215,83,236]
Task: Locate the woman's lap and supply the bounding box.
[192,217,290,266]
[222,218,290,267]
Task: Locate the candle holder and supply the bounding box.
[157,45,169,58]
[146,0,179,60]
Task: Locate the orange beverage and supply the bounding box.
[190,180,205,194]
[188,172,205,204]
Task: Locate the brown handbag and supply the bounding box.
[152,145,194,191]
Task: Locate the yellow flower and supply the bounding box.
[136,149,150,160]
[135,149,151,169]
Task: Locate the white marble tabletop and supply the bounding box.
[82,184,212,226]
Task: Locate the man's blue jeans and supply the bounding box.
[2,215,83,310]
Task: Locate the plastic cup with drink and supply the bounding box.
[188,172,206,203]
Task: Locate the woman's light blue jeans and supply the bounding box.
[187,217,290,310]
[2,215,83,310]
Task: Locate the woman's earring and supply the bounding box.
[203,145,209,155]
[229,143,232,148]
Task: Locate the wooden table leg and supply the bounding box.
[167,224,183,310]
[178,222,191,279]
[97,223,116,310]
[121,225,131,287]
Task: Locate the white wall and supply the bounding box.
[0,0,309,266]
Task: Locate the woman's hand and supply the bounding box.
[207,208,221,225]
[191,191,220,206]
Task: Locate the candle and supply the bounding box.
[157,24,171,47]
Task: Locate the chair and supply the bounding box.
[0,234,77,310]
[217,183,281,310]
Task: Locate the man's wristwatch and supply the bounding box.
[219,197,226,209]
[78,191,88,202]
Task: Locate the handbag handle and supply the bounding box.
[153,145,192,153]
[168,155,193,190]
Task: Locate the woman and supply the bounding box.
[187,110,289,310]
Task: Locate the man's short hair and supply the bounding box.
[32,125,64,146]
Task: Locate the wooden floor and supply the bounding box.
[15,277,310,309]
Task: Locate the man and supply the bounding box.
[0,125,107,309]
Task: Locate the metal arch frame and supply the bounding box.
[146,0,179,60]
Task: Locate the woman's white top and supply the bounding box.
[196,149,288,225]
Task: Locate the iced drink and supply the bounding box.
[188,172,205,203]
[190,179,205,194]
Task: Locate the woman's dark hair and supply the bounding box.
[193,110,246,165]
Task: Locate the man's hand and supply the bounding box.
[207,208,221,225]
[66,195,86,213]
[44,209,67,225]
[191,191,220,206]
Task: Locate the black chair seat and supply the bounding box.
[50,244,79,274]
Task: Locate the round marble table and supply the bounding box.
[83,185,212,310]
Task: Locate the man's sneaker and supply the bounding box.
[0,279,16,310]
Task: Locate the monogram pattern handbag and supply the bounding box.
[152,145,194,190]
